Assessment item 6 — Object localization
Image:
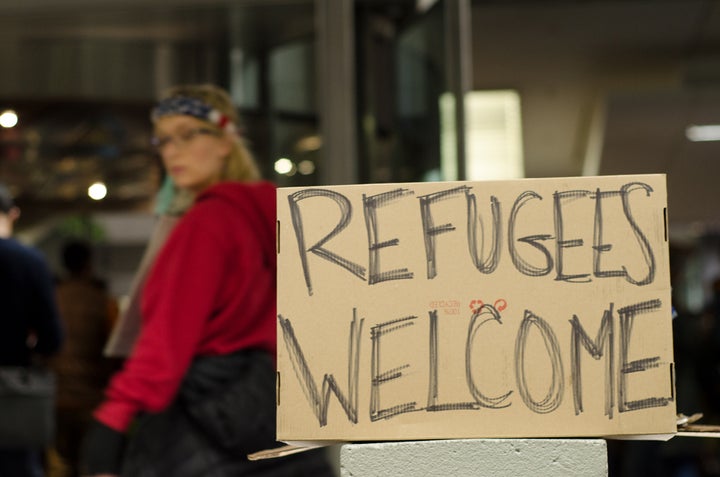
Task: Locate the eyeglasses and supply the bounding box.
[151,127,219,152]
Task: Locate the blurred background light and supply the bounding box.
[297,160,315,175]
[274,157,294,175]
[0,109,18,128]
[464,90,524,180]
[295,135,322,153]
[686,124,720,142]
[88,182,107,200]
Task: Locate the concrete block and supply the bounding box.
[340,439,607,477]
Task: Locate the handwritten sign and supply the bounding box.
[276,174,676,441]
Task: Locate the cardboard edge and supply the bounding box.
[249,433,680,461]
[247,441,341,461]
[604,433,675,442]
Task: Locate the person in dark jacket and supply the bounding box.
[79,84,335,477]
[51,239,118,477]
[0,182,63,477]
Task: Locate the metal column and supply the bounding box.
[444,0,472,181]
[315,0,357,185]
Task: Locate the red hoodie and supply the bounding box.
[94,181,277,432]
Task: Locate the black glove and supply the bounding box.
[79,419,127,475]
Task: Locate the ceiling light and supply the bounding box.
[686,124,720,142]
[88,182,107,201]
[0,110,18,128]
[274,158,294,175]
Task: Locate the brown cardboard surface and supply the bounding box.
[276,175,676,441]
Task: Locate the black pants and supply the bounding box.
[120,350,335,477]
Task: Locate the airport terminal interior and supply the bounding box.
[1,0,720,475]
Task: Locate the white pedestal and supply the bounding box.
[339,439,607,477]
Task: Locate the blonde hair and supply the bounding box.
[156,84,260,182]
[154,84,261,214]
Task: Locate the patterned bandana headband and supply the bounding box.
[151,96,238,136]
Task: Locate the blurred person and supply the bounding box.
[50,240,118,477]
[0,182,63,476]
[696,277,720,420]
[79,84,335,477]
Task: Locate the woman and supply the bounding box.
[80,85,334,477]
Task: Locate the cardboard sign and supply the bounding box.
[276,174,676,442]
